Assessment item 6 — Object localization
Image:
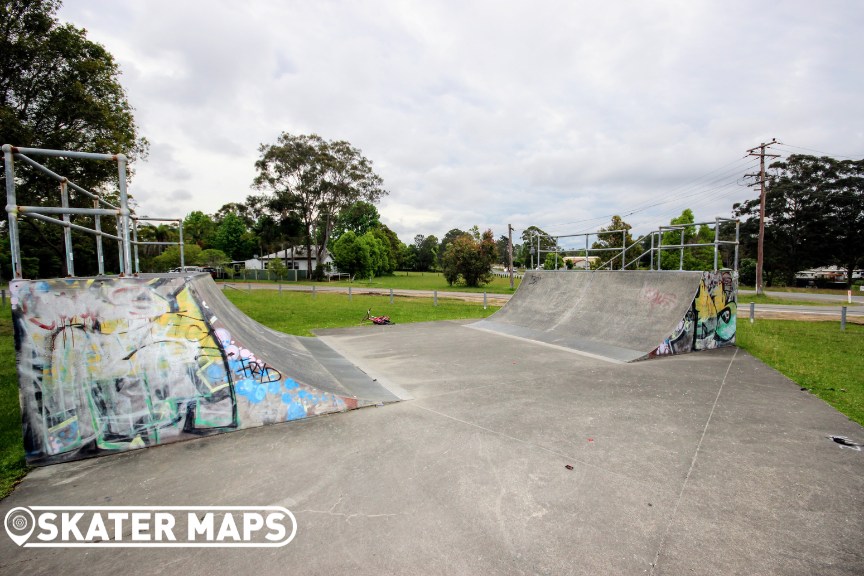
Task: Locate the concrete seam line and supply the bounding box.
[410,403,658,489]
[649,347,740,574]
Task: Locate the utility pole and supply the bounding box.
[746,138,780,295]
[507,224,514,289]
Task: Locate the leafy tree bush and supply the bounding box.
[440,229,498,287]
[543,252,566,270]
[738,258,757,286]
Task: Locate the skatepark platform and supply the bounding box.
[2,320,862,575]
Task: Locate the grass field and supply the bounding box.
[0,304,25,500]
[1,289,862,500]
[225,270,522,294]
[736,319,864,425]
[221,290,499,336]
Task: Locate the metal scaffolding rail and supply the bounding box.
[529,218,739,272]
[3,145,184,278]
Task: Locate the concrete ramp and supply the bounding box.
[471,270,737,362]
[11,273,398,465]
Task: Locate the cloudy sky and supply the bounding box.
[58,1,864,247]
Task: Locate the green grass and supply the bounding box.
[223,290,499,336]
[224,270,522,294]
[0,304,27,499]
[736,319,864,426]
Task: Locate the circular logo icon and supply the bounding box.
[4,507,35,546]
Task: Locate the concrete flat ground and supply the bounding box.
[2,321,863,575]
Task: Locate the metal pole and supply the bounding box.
[483,291,487,310]
[116,154,133,274]
[585,233,589,269]
[178,220,185,269]
[621,230,627,270]
[4,145,22,278]
[60,180,75,276]
[115,215,124,274]
[132,218,140,274]
[390,288,394,304]
[713,217,720,270]
[657,231,663,271]
[679,226,685,271]
[650,232,655,270]
[734,220,740,274]
[750,302,755,324]
[434,290,438,306]
[508,224,514,289]
[94,198,105,275]
[841,306,847,331]
[348,286,352,301]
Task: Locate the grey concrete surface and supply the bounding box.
[193,274,399,404]
[2,321,862,575]
[472,270,705,361]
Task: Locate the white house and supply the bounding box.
[231,247,334,273]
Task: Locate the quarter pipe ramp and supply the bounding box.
[470,270,737,362]
[11,273,398,465]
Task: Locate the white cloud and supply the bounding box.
[58,0,864,243]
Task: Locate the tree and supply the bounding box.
[413,234,438,271]
[183,211,216,248]
[197,248,230,269]
[438,228,465,269]
[330,200,381,241]
[440,229,498,287]
[330,230,391,279]
[214,212,256,261]
[591,216,637,269]
[0,0,147,278]
[520,226,557,268]
[734,155,864,286]
[151,244,202,272]
[659,209,715,271]
[253,133,387,276]
[543,252,566,270]
[495,235,510,267]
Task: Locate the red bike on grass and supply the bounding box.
[363,309,394,325]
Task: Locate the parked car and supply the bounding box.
[169,266,218,278]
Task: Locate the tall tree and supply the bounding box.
[253,133,386,275]
[330,200,381,241]
[438,228,465,269]
[659,209,715,271]
[414,234,438,271]
[0,0,147,278]
[183,211,216,248]
[734,154,864,286]
[520,226,557,268]
[214,212,256,261]
[591,215,637,269]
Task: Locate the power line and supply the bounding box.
[539,156,756,232]
[773,143,863,160]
